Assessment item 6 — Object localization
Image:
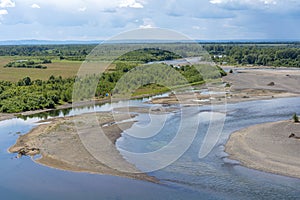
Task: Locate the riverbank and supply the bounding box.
[150,67,300,105]
[0,113,15,121]
[0,99,109,122]
[2,67,299,121]
[8,112,158,183]
[225,120,300,179]
[4,67,300,182]
[0,91,171,122]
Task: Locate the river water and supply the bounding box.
[1,97,300,199]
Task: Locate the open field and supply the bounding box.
[0,56,82,82]
[0,56,118,82]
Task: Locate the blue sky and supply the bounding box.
[0,0,299,41]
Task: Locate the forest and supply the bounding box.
[0,43,299,67]
[0,42,299,113]
[0,46,226,113]
[205,43,300,67]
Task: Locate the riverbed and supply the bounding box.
[1,97,300,199]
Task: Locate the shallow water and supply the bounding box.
[117,97,300,199]
[1,97,300,199]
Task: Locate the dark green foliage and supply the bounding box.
[24,77,32,86]
[293,113,299,123]
[0,76,75,113]
[1,43,299,66]
[177,65,204,83]
[5,59,48,69]
[0,45,94,61]
[42,59,52,64]
[115,61,140,72]
[205,44,300,67]
[117,48,180,63]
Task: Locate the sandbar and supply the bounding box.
[225,120,300,179]
[8,112,158,183]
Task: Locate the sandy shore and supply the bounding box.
[223,68,300,94]
[224,68,300,179]
[225,120,300,179]
[8,112,158,183]
[150,68,300,105]
[0,113,15,121]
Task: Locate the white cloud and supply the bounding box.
[139,18,155,28]
[31,4,40,9]
[0,0,15,19]
[0,0,299,41]
[0,9,8,15]
[209,0,300,13]
[210,0,280,9]
[210,0,222,4]
[210,0,277,4]
[78,7,87,12]
[0,0,15,8]
[119,0,144,8]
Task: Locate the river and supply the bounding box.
[1,96,300,199]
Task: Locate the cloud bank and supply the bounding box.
[0,0,298,40]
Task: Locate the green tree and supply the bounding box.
[293,113,299,123]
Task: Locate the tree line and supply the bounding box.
[0,61,226,113]
[1,43,299,66]
[205,44,300,67]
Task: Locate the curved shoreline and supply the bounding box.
[8,112,158,183]
[225,120,300,179]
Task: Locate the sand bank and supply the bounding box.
[225,120,300,179]
[8,112,158,183]
[0,113,15,121]
[150,68,300,105]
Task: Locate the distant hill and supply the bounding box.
[0,39,299,46]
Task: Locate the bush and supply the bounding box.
[292,113,299,123]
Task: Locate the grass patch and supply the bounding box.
[0,56,83,82]
[133,84,170,97]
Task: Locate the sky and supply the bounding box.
[0,0,299,41]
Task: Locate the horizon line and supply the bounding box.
[0,39,299,45]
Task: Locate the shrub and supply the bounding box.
[292,113,299,123]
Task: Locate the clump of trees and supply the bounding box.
[117,48,181,63]
[5,59,50,69]
[0,76,74,113]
